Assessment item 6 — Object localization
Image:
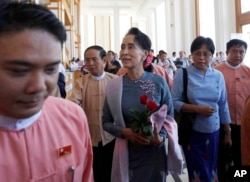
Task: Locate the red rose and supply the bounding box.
[130,95,159,136]
[140,95,148,105]
[147,101,158,111]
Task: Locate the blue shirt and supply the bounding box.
[171,64,231,133]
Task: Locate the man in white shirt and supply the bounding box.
[158,50,177,78]
[175,50,189,69]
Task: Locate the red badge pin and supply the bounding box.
[58,145,72,158]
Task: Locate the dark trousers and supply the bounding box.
[230,124,242,167]
[93,139,115,182]
[218,124,241,182]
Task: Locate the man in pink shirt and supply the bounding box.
[216,39,250,181]
[0,2,93,181]
[241,95,250,166]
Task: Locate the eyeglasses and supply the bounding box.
[192,52,212,58]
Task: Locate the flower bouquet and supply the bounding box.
[129,95,158,136]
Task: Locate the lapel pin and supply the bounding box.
[57,145,72,158]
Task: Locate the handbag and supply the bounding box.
[175,68,196,146]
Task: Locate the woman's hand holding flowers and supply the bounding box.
[122,122,163,146]
[122,128,151,146]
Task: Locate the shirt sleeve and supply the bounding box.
[217,73,231,124]
[171,69,185,112]
[160,76,174,117]
[102,98,124,138]
[68,77,83,105]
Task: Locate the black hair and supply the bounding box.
[107,50,115,56]
[226,39,247,51]
[159,50,167,55]
[190,36,215,55]
[84,45,106,59]
[126,27,151,51]
[144,64,153,72]
[0,2,66,47]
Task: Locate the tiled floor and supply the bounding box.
[167,168,189,182]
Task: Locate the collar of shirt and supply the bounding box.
[0,110,42,130]
[225,61,241,69]
[189,63,213,74]
[91,72,106,80]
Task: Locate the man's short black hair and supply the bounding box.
[0,2,66,47]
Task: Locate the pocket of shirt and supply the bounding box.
[29,163,83,182]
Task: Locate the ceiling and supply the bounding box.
[82,0,164,18]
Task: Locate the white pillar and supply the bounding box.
[167,0,195,55]
[214,0,236,52]
[145,12,156,52]
[183,0,196,55]
[154,8,159,52]
[113,8,120,53]
[165,0,172,54]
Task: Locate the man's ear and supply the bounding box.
[103,57,107,66]
[143,50,149,60]
[103,56,107,62]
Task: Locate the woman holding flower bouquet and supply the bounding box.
[102,27,174,182]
